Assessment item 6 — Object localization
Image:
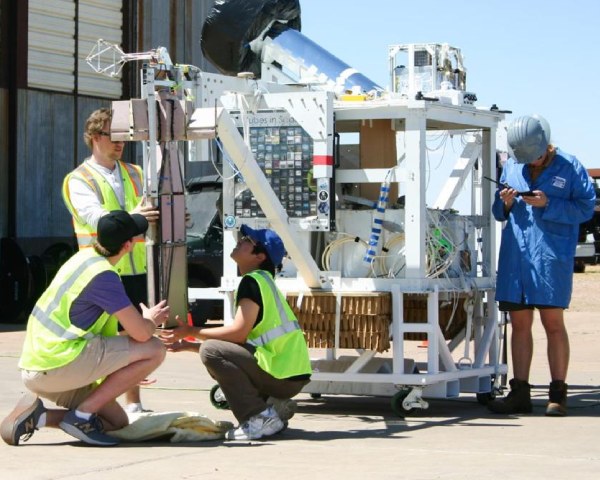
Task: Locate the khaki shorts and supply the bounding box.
[22,335,130,409]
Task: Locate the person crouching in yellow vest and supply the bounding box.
[62,107,160,415]
[159,225,312,441]
[1,211,170,447]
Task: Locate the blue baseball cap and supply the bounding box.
[240,224,286,266]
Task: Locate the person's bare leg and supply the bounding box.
[97,400,129,431]
[540,308,569,381]
[487,309,535,414]
[118,330,145,408]
[509,309,534,381]
[41,395,136,433]
[124,386,142,405]
[75,337,165,421]
[43,409,67,428]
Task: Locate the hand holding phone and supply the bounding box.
[483,176,534,197]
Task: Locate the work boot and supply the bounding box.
[487,378,532,414]
[545,380,568,416]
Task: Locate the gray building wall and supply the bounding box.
[16,90,76,238]
[0,0,219,322]
[4,0,217,243]
[14,92,113,239]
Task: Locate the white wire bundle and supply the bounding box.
[322,207,468,280]
[425,210,458,278]
[372,225,457,279]
[322,234,369,277]
[376,233,406,278]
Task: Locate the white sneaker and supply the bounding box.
[225,407,284,441]
[267,397,297,422]
[124,403,153,414]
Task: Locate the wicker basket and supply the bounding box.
[286,292,391,352]
[286,292,467,350]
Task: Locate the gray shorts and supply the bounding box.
[21,335,130,409]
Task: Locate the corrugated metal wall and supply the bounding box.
[16,90,75,237]
[7,0,216,241]
[28,0,122,98]
[28,0,76,92]
[1,0,220,322]
[78,0,123,98]
[18,0,123,239]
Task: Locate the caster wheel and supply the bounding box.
[209,384,229,409]
[476,391,496,406]
[391,388,414,417]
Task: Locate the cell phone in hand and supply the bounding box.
[483,176,535,197]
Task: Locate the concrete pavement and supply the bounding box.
[0,312,599,480]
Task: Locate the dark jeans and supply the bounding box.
[199,339,309,423]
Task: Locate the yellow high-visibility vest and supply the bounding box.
[19,249,118,371]
[244,270,312,379]
[62,160,146,276]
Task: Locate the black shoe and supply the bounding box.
[546,380,567,416]
[0,393,46,446]
[488,378,532,414]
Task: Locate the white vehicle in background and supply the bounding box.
[574,168,600,273]
[575,233,596,273]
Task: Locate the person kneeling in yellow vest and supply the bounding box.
[1,211,170,447]
[159,225,311,441]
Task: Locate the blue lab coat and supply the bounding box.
[493,148,596,307]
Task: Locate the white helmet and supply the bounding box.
[507,114,551,164]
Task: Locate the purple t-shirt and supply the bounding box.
[69,271,132,330]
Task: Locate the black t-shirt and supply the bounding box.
[236,274,310,381]
[236,275,263,328]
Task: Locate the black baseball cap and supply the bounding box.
[97,210,148,252]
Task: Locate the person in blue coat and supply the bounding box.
[488,114,595,416]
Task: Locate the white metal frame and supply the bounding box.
[190,94,507,411]
[89,39,508,413]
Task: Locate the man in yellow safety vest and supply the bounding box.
[62,107,158,413]
[160,225,312,441]
[1,211,170,447]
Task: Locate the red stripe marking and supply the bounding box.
[313,155,333,166]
